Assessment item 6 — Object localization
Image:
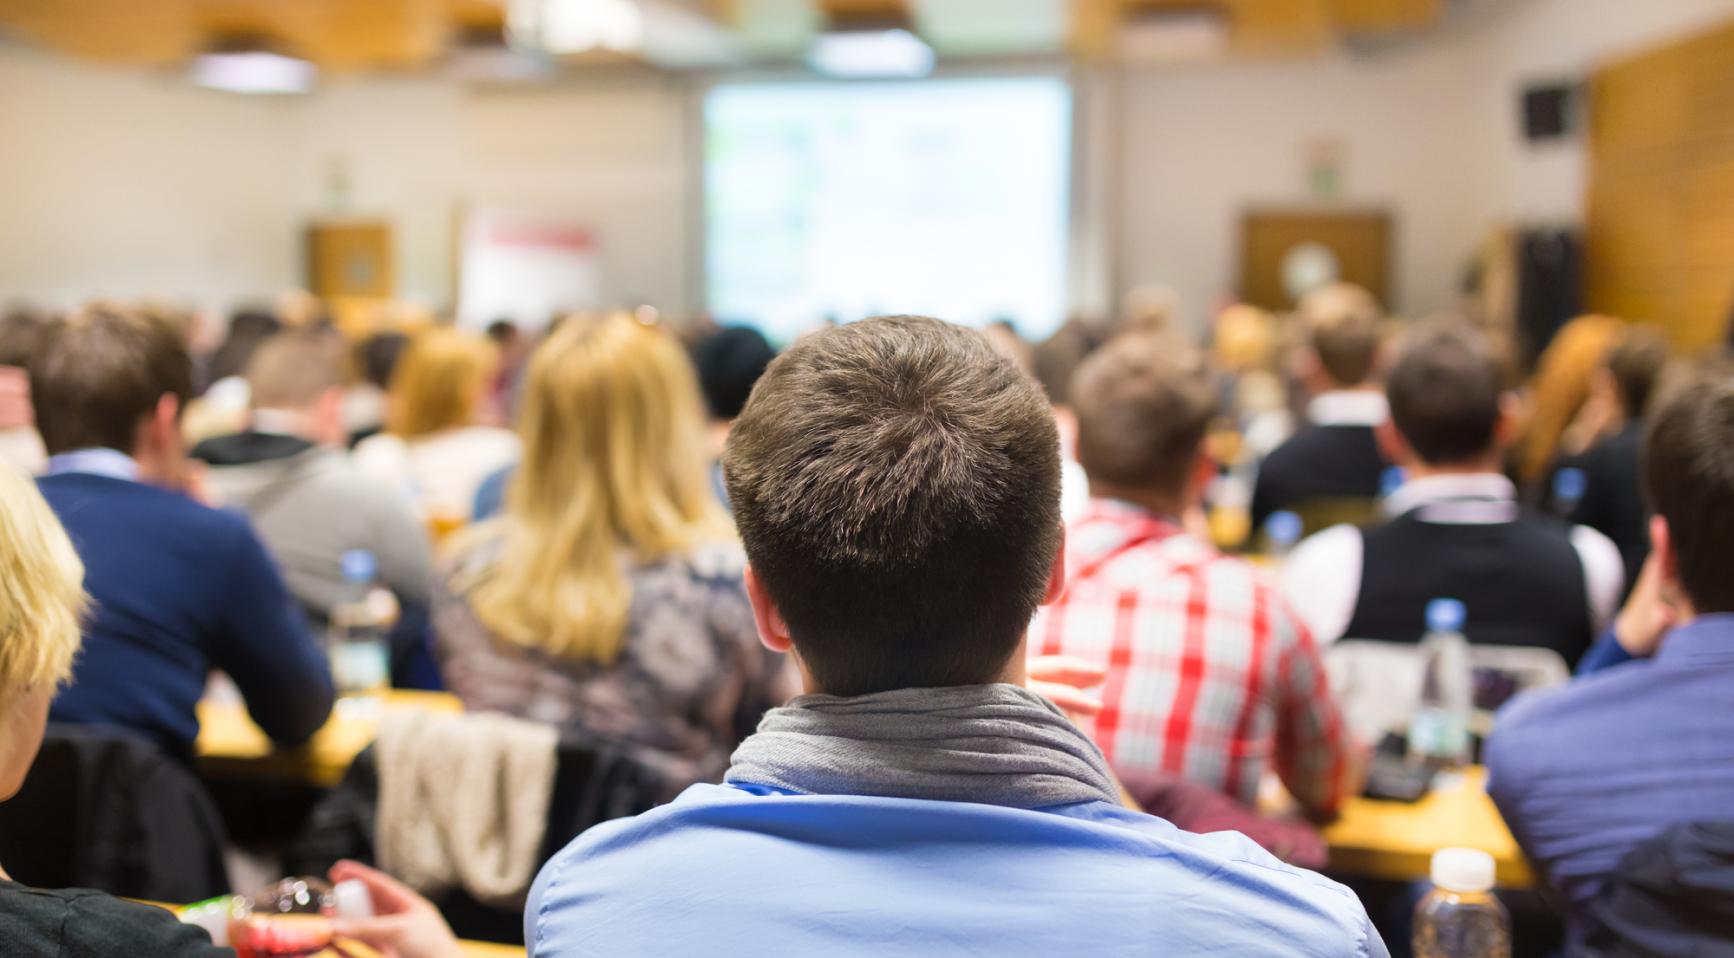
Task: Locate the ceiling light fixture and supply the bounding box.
[808,27,934,78]
[189,47,317,94]
[507,0,646,55]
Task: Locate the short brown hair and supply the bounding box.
[246,330,345,410]
[1607,325,1672,419]
[1300,283,1383,386]
[1387,321,1505,465]
[29,306,193,455]
[723,315,1061,697]
[1643,365,1734,614]
[1072,333,1218,496]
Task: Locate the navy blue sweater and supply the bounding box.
[40,473,334,758]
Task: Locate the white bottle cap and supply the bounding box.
[332,879,375,920]
[1430,847,1496,893]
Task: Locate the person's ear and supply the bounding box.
[743,564,793,654]
[1375,416,1409,465]
[1040,527,1067,606]
[1651,515,1679,597]
[1494,392,1522,449]
[142,393,182,457]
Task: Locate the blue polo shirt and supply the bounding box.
[1487,613,1734,921]
[527,783,1386,957]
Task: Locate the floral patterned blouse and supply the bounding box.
[432,535,789,791]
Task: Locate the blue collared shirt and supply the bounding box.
[1487,613,1734,926]
[44,447,140,482]
[527,783,1386,957]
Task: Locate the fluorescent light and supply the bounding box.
[189,50,317,94]
[508,0,645,55]
[808,28,934,78]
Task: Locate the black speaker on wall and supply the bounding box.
[1522,82,1579,142]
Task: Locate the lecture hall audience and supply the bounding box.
[433,314,789,789]
[1486,365,1734,949]
[1029,332,1360,818]
[353,326,520,523]
[27,306,333,759]
[1281,320,1623,664]
[192,329,434,633]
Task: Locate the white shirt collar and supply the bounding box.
[1307,391,1388,428]
[1383,473,1517,522]
[45,447,140,482]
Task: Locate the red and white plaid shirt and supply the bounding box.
[1030,499,1356,814]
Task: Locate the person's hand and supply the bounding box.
[1027,655,1106,718]
[327,860,463,958]
[1614,552,1676,659]
[0,367,33,430]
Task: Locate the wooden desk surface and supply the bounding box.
[1318,767,1533,888]
[196,690,462,787]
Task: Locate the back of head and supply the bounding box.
[1386,321,1506,466]
[692,325,776,421]
[1607,326,1672,420]
[0,464,85,767]
[246,330,344,411]
[1072,332,1218,498]
[29,306,193,456]
[356,331,410,390]
[387,327,497,439]
[1299,283,1383,387]
[470,313,726,662]
[724,315,1061,697]
[1643,365,1734,614]
[207,309,284,384]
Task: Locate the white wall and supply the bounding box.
[4,0,1734,324]
[0,50,300,310]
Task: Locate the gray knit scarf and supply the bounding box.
[725,683,1121,809]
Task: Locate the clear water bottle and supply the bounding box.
[1408,598,1472,768]
[1264,510,1304,558]
[328,549,389,698]
[1551,466,1588,517]
[1414,848,1511,958]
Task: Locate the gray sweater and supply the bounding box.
[207,445,434,623]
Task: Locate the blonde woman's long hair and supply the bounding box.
[1515,314,1625,484]
[0,465,86,708]
[387,327,498,439]
[465,314,733,662]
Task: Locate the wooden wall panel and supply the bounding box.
[1586,19,1734,351]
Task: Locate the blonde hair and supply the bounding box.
[463,314,732,662]
[0,467,85,707]
[387,327,498,439]
[1516,315,1625,483]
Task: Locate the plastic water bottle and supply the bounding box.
[1414,848,1511,958]
[1408,598,1472,768]
[1551,467,1587,517]
[1264,510,1304,558]
[328,549,389,698]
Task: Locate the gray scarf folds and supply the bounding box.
[725,683,1121,809]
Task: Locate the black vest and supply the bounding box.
[1343,504,1594,665]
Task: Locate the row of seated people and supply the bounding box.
[0,302,1730,953]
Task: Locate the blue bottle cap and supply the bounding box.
[1380,466,1406,498]
[1426,597,1466,634]
[1553,467,1588,504]
[1265,510,1304,548]
[340,549,377,584]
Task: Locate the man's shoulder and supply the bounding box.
[1487,663,1661,784]
[39,473,241,531]
[537,785,1377,952]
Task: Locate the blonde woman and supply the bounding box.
[432,314,788,788]
[353,327,520,521]
[0,467,230,953]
